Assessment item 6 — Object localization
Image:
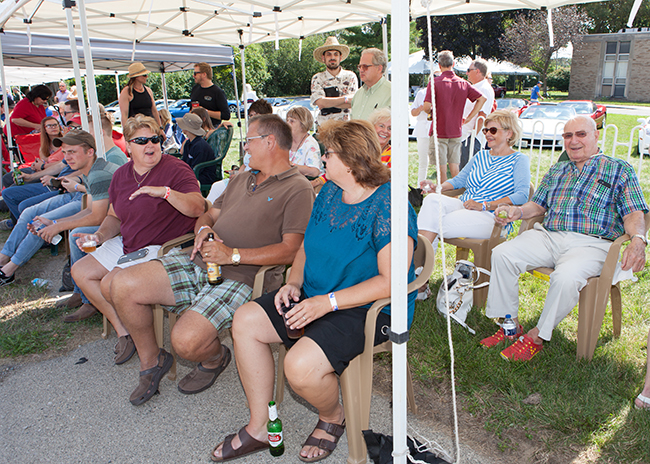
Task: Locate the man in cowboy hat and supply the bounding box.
[310,36,358,127]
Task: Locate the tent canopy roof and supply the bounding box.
[0,31,232,72]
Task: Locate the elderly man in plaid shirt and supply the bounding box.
[479,115,649,361]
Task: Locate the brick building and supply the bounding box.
[569,28,650,103]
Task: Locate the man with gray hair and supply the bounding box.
[351,48,391,121]
[423,50,486,182]
[460,57,495,169]
[481,115,648,361]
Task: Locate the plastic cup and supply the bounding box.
[82,240,97,253]
[280,301,304,339]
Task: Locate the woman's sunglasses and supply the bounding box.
[129,135,163,145]
[482,127,501,135]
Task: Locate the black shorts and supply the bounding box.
[256,289,390,375]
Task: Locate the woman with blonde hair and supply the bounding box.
[119,62,160,126]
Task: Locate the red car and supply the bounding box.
[557,100,607,129]
[492,84,506,98]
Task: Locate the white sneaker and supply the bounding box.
[416,285,431,301]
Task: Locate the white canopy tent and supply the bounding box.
[0,0,607,463]
[0,67,122,87]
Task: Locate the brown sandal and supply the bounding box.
[210,426,268,462]
[298,418,346,462]
[129,349,173,406]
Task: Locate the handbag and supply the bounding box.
[363,430,450,464]
[436,260,490,335]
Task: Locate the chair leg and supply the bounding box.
[153,305,164,348]
[456,247,469,261]
[340,356,367,464]
[611,285,622,339]
[275,344,286,405]
[576,279,597,360]
[101,315,111,339]
[168,312,177,381]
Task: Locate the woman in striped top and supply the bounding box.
[417,109,530,250]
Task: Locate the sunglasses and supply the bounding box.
[193,71,203,76]
[561,130,591,140]
[129,135,163,145]
[482,127,501,135]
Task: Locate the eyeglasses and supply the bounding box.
[561,130,591,140]
[482,127,501,135]
[45,124,60,129]
[63,111,75,115]
[357,64,377,71]
[244,134,269,145]
[467,67,477,72]
[67,125,83,131]
[322,150,336,159]
[193,71,203,76]
[129,135,163,145]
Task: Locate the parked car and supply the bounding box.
[265,97,291,107]
[557,100,607,129]
[496,98,529,116]
[492,84,506,98]
[518,104,577,149]
[168,99,191,120]
[155,99,175,110]
[638,116,650,155]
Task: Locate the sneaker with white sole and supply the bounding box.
[416,285,431,301]
[0,270,15,287]
[0,219,14,231]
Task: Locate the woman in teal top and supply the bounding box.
[211,120,418,463]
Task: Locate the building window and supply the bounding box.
[602,41,630,98]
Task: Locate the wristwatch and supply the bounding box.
[632,234,648,246]
[231,248,241,265]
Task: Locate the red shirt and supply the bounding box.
[9,98,46,136]
[424,71,482,139]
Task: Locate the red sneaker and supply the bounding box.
[480,324,523,348]
[500,334,543,361]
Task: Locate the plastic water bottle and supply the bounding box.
[29,220,62,245]
[502,314,518,340]
[32,278,50,288]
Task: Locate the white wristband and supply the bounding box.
[328,292,339,311]
[197,225,212,236]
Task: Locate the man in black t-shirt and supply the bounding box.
[190,62,231,127]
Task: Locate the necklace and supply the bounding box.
[293,133,309,153]
[133,165,152,187]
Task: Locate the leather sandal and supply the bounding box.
[114,335,136,365]
[298,418,346,462]
[63,304,98,323]
[56,293,82,310]
[129,349,173,406]
[178,346,231,394]
[210,426,268,462]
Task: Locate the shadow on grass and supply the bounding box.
[407,277,650,462]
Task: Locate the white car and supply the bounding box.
[518,104,577,149]
[637,116,650,155]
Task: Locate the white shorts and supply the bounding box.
[90,236,161,272]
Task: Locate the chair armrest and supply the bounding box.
[598,234,630,285]
[519,215,545,235]
[158,233,195,257]
[193,159,220,177]
[252,265,280,299]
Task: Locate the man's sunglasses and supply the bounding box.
[129,135,163,145]
[482,127,501,135]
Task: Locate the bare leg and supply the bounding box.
[111,260,176,371]
[1,261,19,277]
[635,328,650,410]
[526,326,544,345]
[285,338,345,460]
[172,311,225,369]
[439,165,448,183]
[73,255,128,337]
[418,230,437,246]
[212,301,281,459]
[0,253,9,266]
[449,163,460,178]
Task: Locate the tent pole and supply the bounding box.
[382,16,388,58]
[240,45,247,126]
[115,71,120,100]
[231,62,244,164]
[63,2,88,127]
[0,32,13,188]
[76,0,105,157]
[161,68,169,110]
[391,1,409,464]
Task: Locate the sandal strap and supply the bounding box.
[221,427,267,459]
[139,349,168,376]
[303,436,337,452]
[314,419,346,439]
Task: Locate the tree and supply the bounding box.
[501,6,587,92]
[583,0,650,34]
[415,12,511,61]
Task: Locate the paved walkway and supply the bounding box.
[0,334,497,463]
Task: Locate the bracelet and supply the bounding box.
[197,225,212,236]
[328,292,339,312]
[518,207,524,220]
[344,96,349,105]
[52,219,57,224]
[74,183,79,191]
[163,186,171,200]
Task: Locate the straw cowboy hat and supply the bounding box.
[313,37,350,63]
[176,113,206,137]
[128,62,150,79]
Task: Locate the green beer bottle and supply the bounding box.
[12,163,24,186]
[267,400,284,456]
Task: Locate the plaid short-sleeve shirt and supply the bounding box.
[532,154,648,240]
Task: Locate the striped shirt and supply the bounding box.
[449,149,531,207]
[532,154,648,240]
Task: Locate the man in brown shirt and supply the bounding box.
[111,114,315,405]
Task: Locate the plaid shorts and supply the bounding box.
[159,250,252,330]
